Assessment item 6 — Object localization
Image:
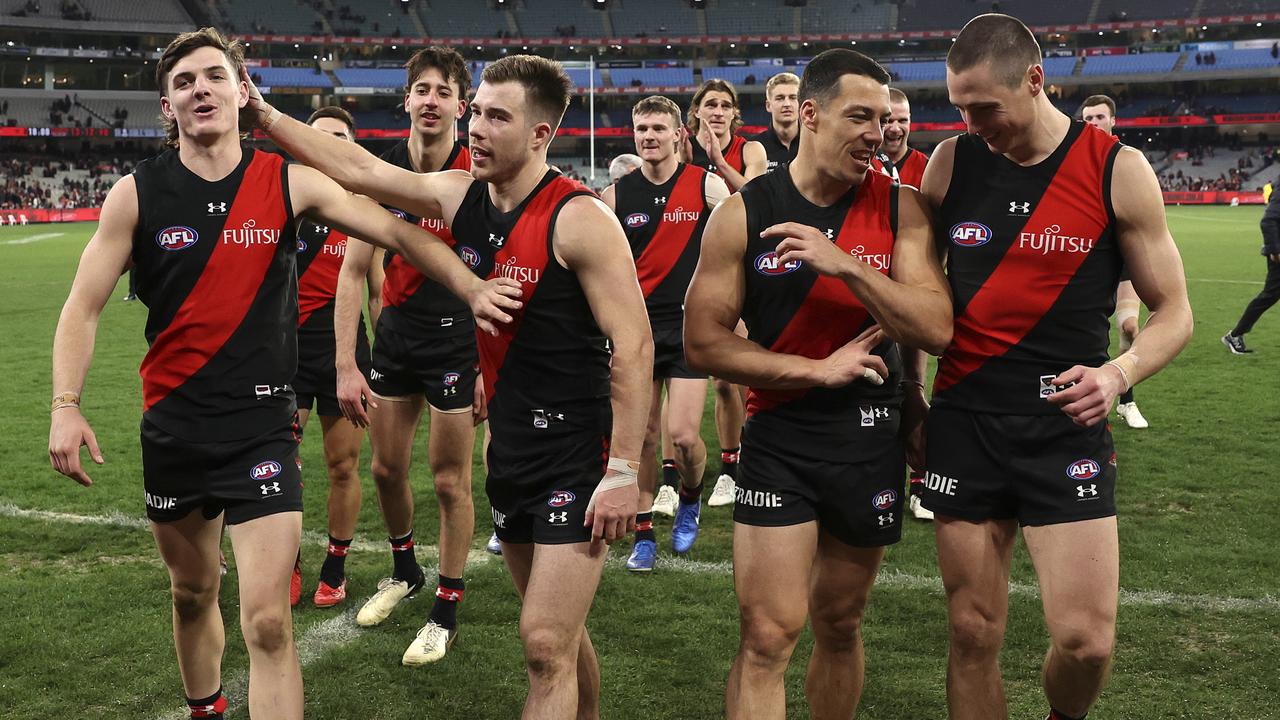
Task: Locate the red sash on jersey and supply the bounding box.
[747,172,896,415]
[382,145,472,308]
[934,129,1118,394]
[635,166,706,298]
[722,134,747,175]
[297,227,347,327]
[478,176,594,404]
[140,150,288,411]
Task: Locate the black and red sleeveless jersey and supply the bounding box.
[749,126,798,173]
[378,139,473,337]
[614,163,711,329]
[132,146,297,442]
[295,219,365,339]
[934,121,1122,415]
[738,165,903,448]
[690,132,747,178]
[873,146,928,189]
[450,169,611,434]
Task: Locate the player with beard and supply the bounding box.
[750,72,800,173]
[872,87,928,189]
[602,95,730,570]
[685,49,951,719]
[921,15,1192,720]
[291,106,383,608]
[48,28,517,720]
[242,54,652,718]
[330,47,483,665]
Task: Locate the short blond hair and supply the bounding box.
[765,72,800,97]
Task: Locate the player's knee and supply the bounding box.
[370,457,407,487]
[430,465,472,508]
[948,605,1006,659]
[810,605,865,653]
[170,579,218,621]
[1053,624,1114,670]
[323,448,359,485]
[739,614,803,667]
[241,608,291,655]
[670,426,703,458]
[522,627,575,680]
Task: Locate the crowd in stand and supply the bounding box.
[0,149,142,210]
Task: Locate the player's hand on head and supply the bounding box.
[336,365,376,428]
[237,66,269,118]
[1046,363,1125,427]
[768,222,851,278]
[469,277,523,336]
[819,325,888,389]
[48,409,103,486]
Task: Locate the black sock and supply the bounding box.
[678,481,703,505]
[1119,388,1134,404]
[428,575,465,630]
[1047,709,1086,720]
[319,536,351,587]
[187,687,227,719]
[661,458,679,488]
[635,511,655,543]
[389,531,421,583]
[720,447,740,481]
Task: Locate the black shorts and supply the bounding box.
[295,325,371,417]
[923,406,1117,526]
[368,324,477,411]
[733,408,907,548]
[486,403,611,545]
[652,324,704,380]
[141,419,303,525]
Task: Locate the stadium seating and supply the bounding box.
[608,0,700,37]
[218,0,323,35]
[799,0,894,34]
[609,67,696,87]
[1093,0,1198,22]
[565,68,607,90]
[2,0,191,25]
[335,0,421,37]
[705,0,792,35]
[886,60,947,83]
[419,0,506,37]
[1184,48,1280,72]
[1081,52,1181,76]
[1043,56,1079,78]
[513,1,608,38]
[333,68,404,89]
[254,66,333,88]
[700,66,796,87]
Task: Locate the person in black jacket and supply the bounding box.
[1223,184,1280,353]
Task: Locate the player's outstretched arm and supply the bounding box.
[333,235,377,427]
[240,68,450,220]
[767,186,952,354]
[556,195,653,544]
[49,176,137,485]
[1049,146,1194,427]
[287,164,522,336]
[684,194,888,389]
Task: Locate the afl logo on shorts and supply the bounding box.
[755,251,801,276]
[442,372,461,386]
[458,246,481,270]
[950,221,992,248]
[250,460,283,481]
[1066,459,1100,481]
[625,212,649,228]
[156,226,198,251]
[547,490,576,508]
[871,489,898,511]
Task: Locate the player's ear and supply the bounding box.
[160,95,175,121]
[530,119,554,151]
[800,98,819,132]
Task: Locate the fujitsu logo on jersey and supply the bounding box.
[222,218,281,246]
[321,240,346,257]
[421,217,448,233]
[850,244,891,272]
[1018,224,1096,255]
[662,206,701,224]
[496,256,540,284]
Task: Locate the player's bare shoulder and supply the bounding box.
[553,193,626,267]
[920,135,959,208]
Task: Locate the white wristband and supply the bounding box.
[587,457,639,513]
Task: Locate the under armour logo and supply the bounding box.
[489,232,505,248]
[877,514,895,527]
[1077,484,1098,498]
[1009,201,1031,214]
[548,511,568,524]
[314,224,329,235]
[654,196,667,205]
[260,482,281,495]
[824,228,834,239]
[208,201,227,214]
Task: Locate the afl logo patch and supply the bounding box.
[950,221,992,248]
[547,490,576,508]
[442,372,461,386]
[156,226,198,251]
[754,251,801,276]
[1066,459,1100,481]
[250,460,283,481]
[458,246,481,269]
[871,489,898,511]
[625,212,649,228]
[296,239,307,252]
[389,209,407,220]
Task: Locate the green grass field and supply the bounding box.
[2,207,1278,719]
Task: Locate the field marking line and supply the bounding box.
[1187,277,1265,285]
[1164,210,1262,225]
[2,232,64,245]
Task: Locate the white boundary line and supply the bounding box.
[1187,277,1265,285]
[1,231,64,245]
